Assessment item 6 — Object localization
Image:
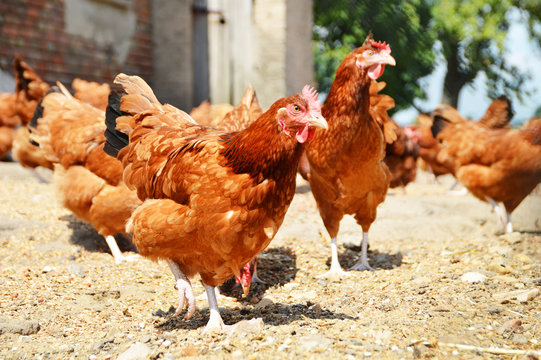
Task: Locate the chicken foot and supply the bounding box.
[485,197,513,233]
[167,260,195,319]
[104,235,140,264]
[201,284,228,334]
[251,260,267,285]
[317,237,350,280]
[349,232,375,271]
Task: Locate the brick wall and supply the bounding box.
[0,0,152,89]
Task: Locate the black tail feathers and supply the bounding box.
[104,83,130,158]
[431,116,450,139]
[27,86,63,147]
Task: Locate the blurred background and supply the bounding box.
[1,0,540,124]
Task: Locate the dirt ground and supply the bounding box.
[0,161,539,360]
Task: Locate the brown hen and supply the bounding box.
[28,84,141,263]
[104,74,327,333]
[431,112,541,233]
[305,35,396,277]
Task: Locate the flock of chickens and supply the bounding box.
[0,35,540,333]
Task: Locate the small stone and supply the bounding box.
[162,340,171,347]
[67,264,86,278]
[42,266,54,273]
[283,282,300,290]
[488,261,514,275]
[501,319,523,332]
[226,318,264,338]
[512,334,529,345]
[117,342,152,360]
[0,318,40,335]
[92,338,114,351]
[516,288,539,302]
[255,296,274,310]
[460,272,487,283]
[297,334,333,351]
[141,335,151,343]
[493,288,540,303]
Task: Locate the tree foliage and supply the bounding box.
[314,0,541,111]
[313,0,437,112]
[430,0,541,107]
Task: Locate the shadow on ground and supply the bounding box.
[61,214,138,254]
[326,242,404,270]
[155,300,357,332]
[218,246,298,301]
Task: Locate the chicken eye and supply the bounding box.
[292,105,301,113]
[366,50,374,56]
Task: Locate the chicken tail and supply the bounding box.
[104,73,196,158]
[14,56,49,100]
[27,86,62,139]
[103,82,130,158]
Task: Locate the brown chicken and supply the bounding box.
[0,92,21,160]
[12,57,112,176]
[11,57,54,174]
[385,122,419,189]
[420,95,514,174]
[28,84,141,263]
[431,111,541,233]
[103,74,327,332]
[304,35,396,277]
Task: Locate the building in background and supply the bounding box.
[0,0,313,111]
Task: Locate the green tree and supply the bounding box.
[431,0,541,108]
[314,0,541,112]
[314,0,437,112]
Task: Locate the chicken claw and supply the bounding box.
[349,232,375,272]
[167,260,195,319]
[317,237,351,280]
[349,261,375,272]
[201,284,228,335]
[105,235,140,264]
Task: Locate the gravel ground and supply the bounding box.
[0,161,540,360]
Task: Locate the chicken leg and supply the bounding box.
[317,237,350,280]
[485,197,513,233]
[167,260,195,319]
[202,284,228,334]
[349,232,375,271]
[104,235,140,264]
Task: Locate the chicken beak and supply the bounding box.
[309,113,328,130]
[380,54,396,66]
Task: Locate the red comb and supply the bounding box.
[370,40,391,53]
[302,85,320,109]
